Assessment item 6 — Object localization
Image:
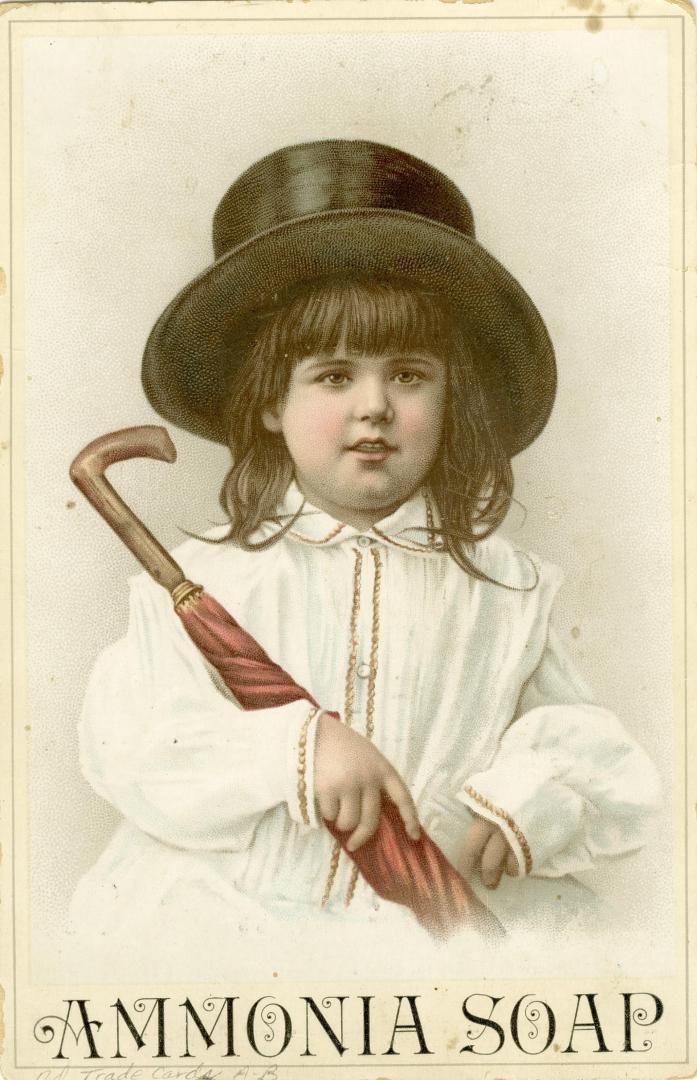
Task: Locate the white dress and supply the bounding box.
[66,484,660,980]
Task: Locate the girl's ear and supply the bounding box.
[262,407,283,433]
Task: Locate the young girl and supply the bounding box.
[68,140,659,978]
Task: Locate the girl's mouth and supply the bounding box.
[347,439,396,462]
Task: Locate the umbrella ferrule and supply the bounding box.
[171,581,203,611]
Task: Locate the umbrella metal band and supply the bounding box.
[172,581,204,610]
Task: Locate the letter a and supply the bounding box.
[563,994,611,1053]
[384,996,433,1056]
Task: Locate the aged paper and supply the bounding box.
[0,0,695,1076]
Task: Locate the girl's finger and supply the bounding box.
[346,787,382,852]
[318,792,340,823]
[335,792,362,833]
[480,830,510,889]
[505,849,519,877]
[382,773,421,841]
[459,820,496,880]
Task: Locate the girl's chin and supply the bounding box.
[297,471,423,520]
[341,475,408,503]
[335,478,419,516]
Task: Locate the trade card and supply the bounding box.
[0,0,695,1077]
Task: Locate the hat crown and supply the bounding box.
[212,139,475,259]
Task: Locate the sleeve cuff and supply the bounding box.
[457,782,534,878]
[456,759,586,877]
[285,704,322,830]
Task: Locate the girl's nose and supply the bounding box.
[354,377,394,423]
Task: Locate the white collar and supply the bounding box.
[259,481,445,555]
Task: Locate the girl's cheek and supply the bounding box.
[399,399,444,439]
[306,402,345,448]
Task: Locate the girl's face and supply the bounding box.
[262,347,447,529]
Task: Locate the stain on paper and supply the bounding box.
[434,74,493,108]
[567,0,605,30]
[121,96,135,129]
[435,81,471,107]
[0,267,6,295]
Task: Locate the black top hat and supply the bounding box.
[143,139,556,456]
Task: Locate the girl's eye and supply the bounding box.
[318,372,350,386]
[394,370,423,385]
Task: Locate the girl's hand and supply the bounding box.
[314,711,420,852]
[459,816,518,889]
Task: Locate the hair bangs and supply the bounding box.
[268,278,454,363]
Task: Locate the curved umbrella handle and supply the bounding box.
[69,425,186,592]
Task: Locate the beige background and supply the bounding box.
[17,17,675,976]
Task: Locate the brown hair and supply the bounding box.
[215,277,517,583]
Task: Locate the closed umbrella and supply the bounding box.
[70,425,503,940]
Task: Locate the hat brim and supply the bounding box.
[143,208,556,456]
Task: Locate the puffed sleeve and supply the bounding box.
[455,625,661,878]
[78,572,322,851]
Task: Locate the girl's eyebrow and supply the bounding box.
[298,356,357,372]
[299,352,443,371]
